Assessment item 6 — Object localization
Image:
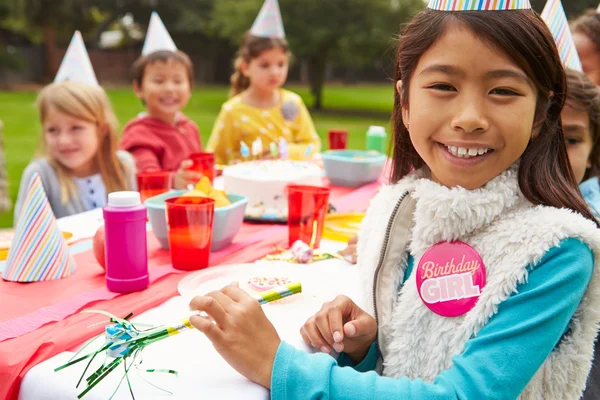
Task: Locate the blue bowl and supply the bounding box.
[322,150,387,187]
[145,190,248,252]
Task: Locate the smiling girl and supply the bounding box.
[14,81,136,224]
[187,2,600,399]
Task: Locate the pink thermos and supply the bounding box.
[103,191,149,293]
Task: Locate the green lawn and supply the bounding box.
[0,84,394,228]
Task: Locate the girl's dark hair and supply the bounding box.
[391,8,598,226]
[572,11,600,53]
[230,33,289,97]
[565,68,600,181]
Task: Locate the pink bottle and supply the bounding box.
[103,191,149,293]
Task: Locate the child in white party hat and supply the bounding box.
[13,31,135,224]
[188,1,600,399]
[119,12,203,190]
[206,0,321,165]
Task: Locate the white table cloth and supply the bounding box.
[19,240,362,400]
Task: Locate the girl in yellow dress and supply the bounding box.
[206,0,321,165]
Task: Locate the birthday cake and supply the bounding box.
[223,160,323,220]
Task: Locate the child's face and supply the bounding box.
[43,106,100,177]
[562,102,593,184]
[243,47,289,93]
[402,25,538,189]
[134,59,191,122]
[574,32,600,86]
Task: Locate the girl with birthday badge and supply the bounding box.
[205,0,321,165]
[188,1,600,398]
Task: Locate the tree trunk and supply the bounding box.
[42,23,57,83]
[307,45,330,110]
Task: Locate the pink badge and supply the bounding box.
[415,241,486,317]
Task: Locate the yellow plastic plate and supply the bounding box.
[322,213,364,242]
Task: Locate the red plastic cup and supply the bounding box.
[328,129,348,150]
[165,197,215,271]
[287,185,331,248]
[136,171,173,203]
[188,152,216,184]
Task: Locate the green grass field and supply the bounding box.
[0,84,394,228]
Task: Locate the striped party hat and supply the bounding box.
[427,0,531,10]
[250,0,285,39]
[541,0,583,72]
[3,174,76,282]
[54,31,98,86]
[142,12,177,56]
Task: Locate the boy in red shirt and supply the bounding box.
[120,13,202,189]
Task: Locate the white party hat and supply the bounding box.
[54,31,98,86]
[142,12,177,55]
[250,0,285,39]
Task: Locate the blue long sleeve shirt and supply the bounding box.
[271,238,594,400]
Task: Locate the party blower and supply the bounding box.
[55,282,302,399]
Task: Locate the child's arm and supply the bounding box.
[206,108,234,165]
[287,98,321,160]
[119,125,163,171]
[272,238,594,399]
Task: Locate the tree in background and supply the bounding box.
[0,0,104,81]
[212,0,423,110]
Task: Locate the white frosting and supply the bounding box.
[223,160,323,219]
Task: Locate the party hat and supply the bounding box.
[250,0,285,39]
[541,0,583,72]
[142,12,177,56]
[427,0,531,11]
[54,31,98,86]
[3,174,76,282]
[597,2,600,12]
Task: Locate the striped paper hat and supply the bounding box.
[427,0,531,10]
[54,31,98,86]
[541,0,583,72]
[142,12,177,56]
[3,174,76,282]
[250,0,285,39]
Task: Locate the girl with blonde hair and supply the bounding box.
[13,81,136,224]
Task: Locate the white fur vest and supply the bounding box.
[356,166,600,399]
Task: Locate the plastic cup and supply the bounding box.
[165,197,215,271]
[188,152,216,184]
[328,129,348,150]
[137,171,172,203]
[287,185,330,248]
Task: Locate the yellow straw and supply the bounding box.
[309,220,318,249]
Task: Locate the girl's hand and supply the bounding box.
[173,159,203,190]
[301,295,377,365]
[189,283,281,389]
[340,235,358,264]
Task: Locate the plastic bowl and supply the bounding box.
[321,150,386,187]
[145,190,248,252]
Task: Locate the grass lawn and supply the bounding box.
[0,84,394,228]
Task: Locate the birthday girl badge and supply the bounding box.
[415,241,486,318]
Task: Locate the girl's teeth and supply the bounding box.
[445,145,490,158]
